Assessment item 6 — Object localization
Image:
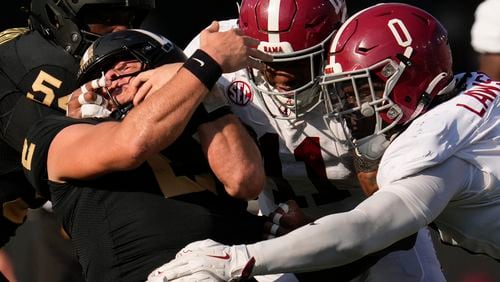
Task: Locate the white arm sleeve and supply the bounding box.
[248,157,469,275]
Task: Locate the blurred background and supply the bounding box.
[2,0,498,281]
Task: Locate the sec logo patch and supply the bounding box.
[227,80,253,106]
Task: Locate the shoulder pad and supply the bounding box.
[0,27,29,45]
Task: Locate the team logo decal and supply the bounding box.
[78,44,95,77]
[227,80,253,106]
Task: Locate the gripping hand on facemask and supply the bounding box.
[146,239,255,282]
[67,74,111,118]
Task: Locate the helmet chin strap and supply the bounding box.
[406,72,449,123]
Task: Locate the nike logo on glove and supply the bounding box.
[207,252,230,260]
[193,58,205,67]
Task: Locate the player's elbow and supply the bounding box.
[116,139,153,170]
[224,163,265,200]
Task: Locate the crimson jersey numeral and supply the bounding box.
[259,133,350,208]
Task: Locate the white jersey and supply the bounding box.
[378,72,500,257]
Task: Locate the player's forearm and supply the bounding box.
[199,114,265,199]
[247,191,422,275]
[118,67,211,164]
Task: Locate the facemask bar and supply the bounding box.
[247,48,325,120]
[321,58,405,147]
[98,45,150,115]
[246,32,334,120]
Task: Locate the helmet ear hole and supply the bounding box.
[45,6,59,28]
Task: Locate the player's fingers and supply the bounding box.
[231,27,243,36]
[263,220,290,238]
[248,48,273,62]
[268,202,289,224]
[149,260,191,281]
[270,212,282,225]
[77,92,103,105]
[269,223,279,235]
[172,271,223,282]
[204,21,219,33]
[243,36,260,48]
[284,199,302,211]
[129,71,150,90]
[80,76,108,94]
[133,83,152,106]
[278,202,289,213]
[247,58,267,72]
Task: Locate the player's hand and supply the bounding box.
[200,21,272,73]
[146,239,255,282]
[128,63,184,106]
[264,200,312,238]
[67,75,111,118]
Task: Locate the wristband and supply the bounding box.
[183,49,222,89]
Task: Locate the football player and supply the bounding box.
[22,28,271,280]
[182,0,444,281]
[0,1,154,280]
[0,0,155,247]
[149,3,499,281]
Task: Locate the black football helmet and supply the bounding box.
[29,0,156,58]
[77,29,186,118]
[77,29,186,83]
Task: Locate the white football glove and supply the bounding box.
[147,239,255,282]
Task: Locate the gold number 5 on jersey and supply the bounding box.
[21,139,36,171]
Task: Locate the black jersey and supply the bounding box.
[23,115,264,281]
[0,31,79,152]
[0,30,80,246]
[0,28,236,247]
[0,30,78,200]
